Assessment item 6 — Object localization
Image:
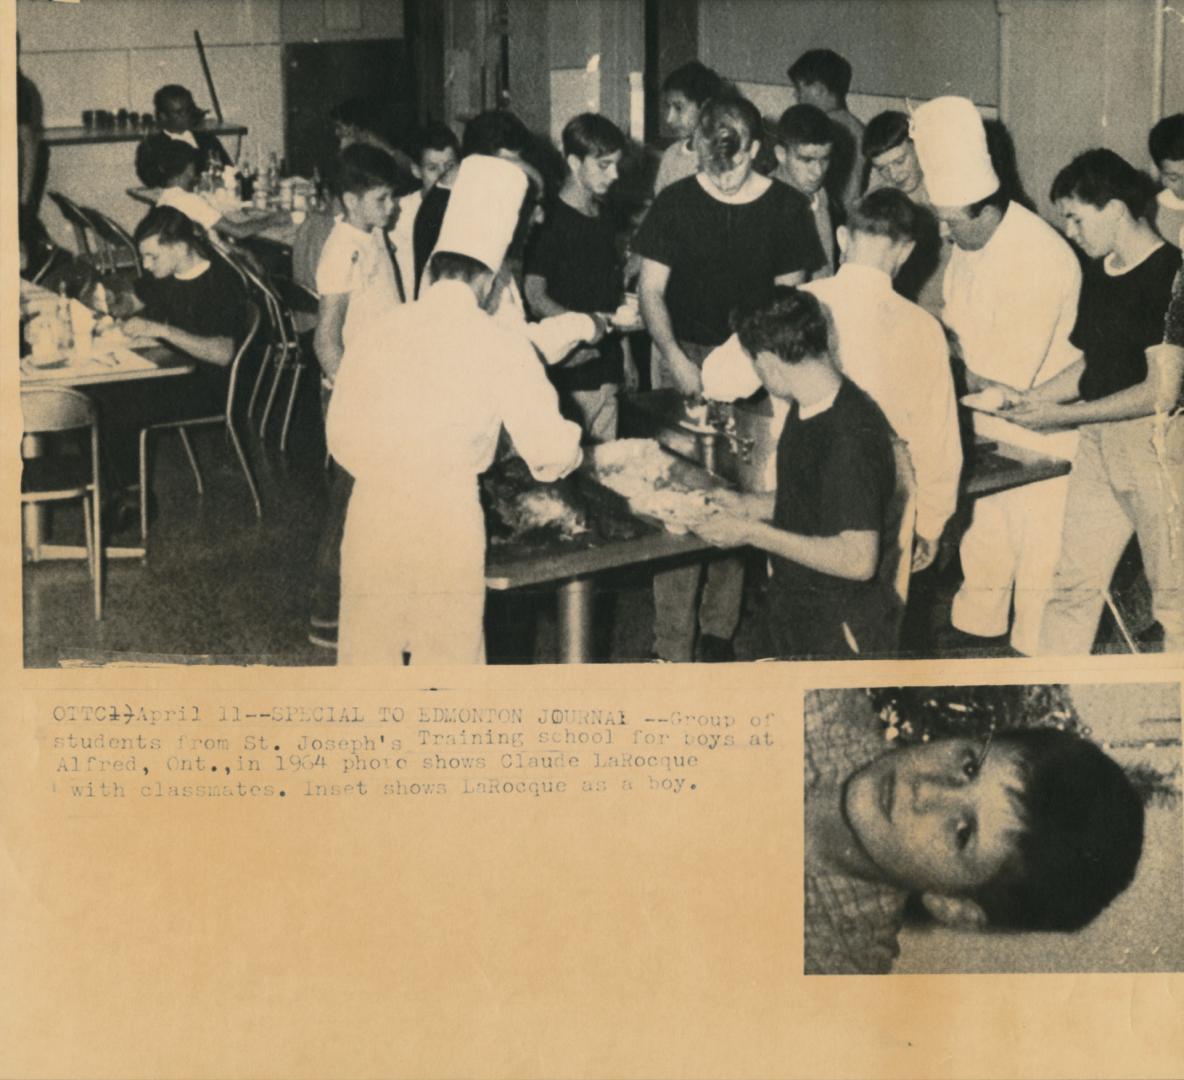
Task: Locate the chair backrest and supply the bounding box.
[47,191,96,257]
[269,273,318,342]
[225,300,263,417]
[84,207,142,275]
[22,386,99,436]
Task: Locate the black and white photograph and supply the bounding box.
[14,0,1183,667]
[804,682,1183,975]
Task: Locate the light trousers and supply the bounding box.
[951,474,1071,655]
[1039,415,1184,654]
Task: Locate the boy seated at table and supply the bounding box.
[89,207,247,520]
[152,83,232,175]
[136,134,287,243]
[525,113,637,443]
[306,142,404,649]
[390,122,460,299]
[693,287,899,660]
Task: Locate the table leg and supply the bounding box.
[557,577,594,663]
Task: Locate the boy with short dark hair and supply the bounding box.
[656,61,724,194]
[307,142,404,649]
[787,48,864,213]
[804,688,1144,973]
[774,103,838,277]
[391,122,461,301]
[525,113,632,442]
[694,286,898,660]
[136,134,286,243]
[1148,113,1184,247]
[152,83,232,174]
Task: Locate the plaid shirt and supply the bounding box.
[805,689,907,975]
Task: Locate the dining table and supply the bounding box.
[20,280,195,562]
[483,390,1075,664]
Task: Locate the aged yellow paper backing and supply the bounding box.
[3,6,1182,1077]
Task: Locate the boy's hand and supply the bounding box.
[692,511,752,549]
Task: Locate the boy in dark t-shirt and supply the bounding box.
[525,113,632,441]
[693,287,899,660]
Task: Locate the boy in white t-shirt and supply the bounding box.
[390,122,460,296]
[313,143,405,383]
[308,142,404,649]
[1149,114,1184,249]
[137,135,286,243]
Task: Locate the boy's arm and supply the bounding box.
[122,317,234,366]
[523,273,568,319]
[639,258,701,395]
[696,515,879,581]
[314,294,349,382]
[215,210,288,241]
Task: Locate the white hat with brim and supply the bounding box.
[910,96,999,208]
[432,154,529,275]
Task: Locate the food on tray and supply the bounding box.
[482,456,589,545]
[589,438,723,533]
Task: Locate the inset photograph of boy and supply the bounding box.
[804,683,1182,974]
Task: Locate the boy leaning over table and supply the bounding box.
[692,287,899,660]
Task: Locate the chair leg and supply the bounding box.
[260,342,288,439]
[280,362,305,453]
[82,491,104,619]
[177,428,204,494]
[139,427,150,543]
[227,420,264,519]
[93,484,104,619]
[1105,592,1139,653]
[247,344,274,421]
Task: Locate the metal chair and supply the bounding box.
[259,274,317,452]
[79,205,141,276]
[21,387,103,619]
[137,302,263,541]
[47,191,98,262]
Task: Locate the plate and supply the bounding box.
[24,355,70,370]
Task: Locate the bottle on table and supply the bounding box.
[237,150,256,202]
[265,152,280,197]
[56,282,74,353]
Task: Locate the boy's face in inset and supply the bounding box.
[843,737,1027,896]
[571,149,622,199]
[419,146,459,192]
[664,91,699,141]
[345,185,397,231]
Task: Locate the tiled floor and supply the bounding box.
[22,385,1136,667]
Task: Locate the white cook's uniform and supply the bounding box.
[326,279,583,665]
[941,202,1082,653]
[702,263,962,545]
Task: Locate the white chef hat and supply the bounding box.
[432,154,529,274]
[910,96,999,208]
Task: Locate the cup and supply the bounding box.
[116,108,129,128]
[82,110,95,129]
[290,209,307,225]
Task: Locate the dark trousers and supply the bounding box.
[765,583,898,661]
[308,384,353,622]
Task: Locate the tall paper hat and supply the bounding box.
[910,96,999,207]
[432,154,529,274]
